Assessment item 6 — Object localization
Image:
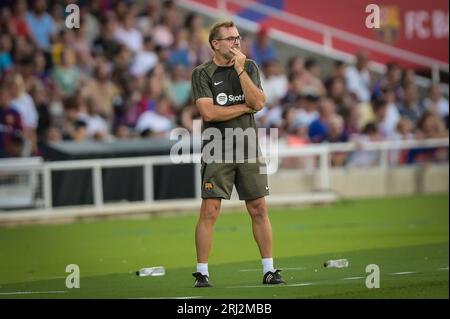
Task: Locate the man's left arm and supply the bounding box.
[231,48,266,111]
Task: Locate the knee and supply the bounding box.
[200,201,220,224]
[247,200,268,220]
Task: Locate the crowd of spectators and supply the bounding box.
[0,0,448,166]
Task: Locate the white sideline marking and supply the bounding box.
[130,296,203,299]
[439,267,448,270]
[238,267,306,272]
[342,276,365,280]
[391,272,416,275]
[27,276,66,281]
[224,282,314,288]
[0,290,66,295]
[287,283,315,287]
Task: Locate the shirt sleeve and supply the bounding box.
[191,67,213,101]
[245,59,263,91]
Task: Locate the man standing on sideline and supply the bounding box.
[190,21,285,287]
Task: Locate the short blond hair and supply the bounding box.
[208,21,235,50]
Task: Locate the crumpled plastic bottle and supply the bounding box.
[323,259,349,268]
[136,266,166,276]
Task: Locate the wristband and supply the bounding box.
[238,69,245,77]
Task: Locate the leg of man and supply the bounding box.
[246,196,286,284]
[193,198,221,287]
[245,196,272,258]
[195,198,221,263]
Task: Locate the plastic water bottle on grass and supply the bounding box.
[136,266,166,276]
[324,259,349,268]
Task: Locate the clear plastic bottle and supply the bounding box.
[323,259,349,268]
[136,266,166,276]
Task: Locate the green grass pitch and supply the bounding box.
[0,194,448,299]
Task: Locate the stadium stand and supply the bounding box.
[0,0,448,220]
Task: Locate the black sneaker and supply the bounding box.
[192,272,212,288]
[262,269,286,285]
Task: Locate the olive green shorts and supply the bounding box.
[201,161,269,200]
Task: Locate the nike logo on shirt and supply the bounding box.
[213,81,223,86]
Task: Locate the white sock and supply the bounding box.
[262,258,275,275]
[197,263,209,277]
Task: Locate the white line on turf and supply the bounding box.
[439,267,449,270]
[287,283,315,287]
[342,277,365,280]
[0,291,66,295]
[224,282,314,288]
[390,272,416,275]
[238,267,306,272]
[130,296,203,299]
[27,276,66,281]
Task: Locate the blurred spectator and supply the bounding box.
[327,77,354,116]
[79,3,100,45]
[188,31,212,68]
[324,60,347,88]
[32,50,51,87]
[180,102,201,133]
[0,6,14,36]
[398,83,425,126]
[12,35,32,65]
[347,123,381,167]
[25,0,56,52]
[152,7,176,48]
[72,24,95,72]
[11,0,30,39]
[52,49,80,97]
[408,111,449,164]
[295,58,326,97]
[61,97,87,142]
[10,73,38,155]
[168,28,191,68]
[136,97,174,137]
[29,81,51,145]
[308,98,336,143]
[80,96,110,141]
[325,114,347,143]
[423,84,449,125]
[401,68,417,87]
[83,61,121,125]
[49,1,65,35]
[251,25,278,66]
[51,30,73,67]
[0,86,24,157]
[130,36,158,77]
[286,56,304,78]
[114,12,143,53]
[345,51,371,103]
[326,115,348,166]
[394,117,415,140]
[44,126,62,144]
[92,16,120,60]
[372,62,403,102]
[184,12,209,46]
[295,94,319,128]
[415,111,448,140]
[167,64,191,110]
[371,88,400,138]
[260,60,288,106]
[342,105,362,139]
[113,122,132,140]
[0,33,14,74]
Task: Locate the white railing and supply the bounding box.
[0,138,448,215]
[0,157,43,208]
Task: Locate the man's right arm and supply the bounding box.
[196,97,254,122]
